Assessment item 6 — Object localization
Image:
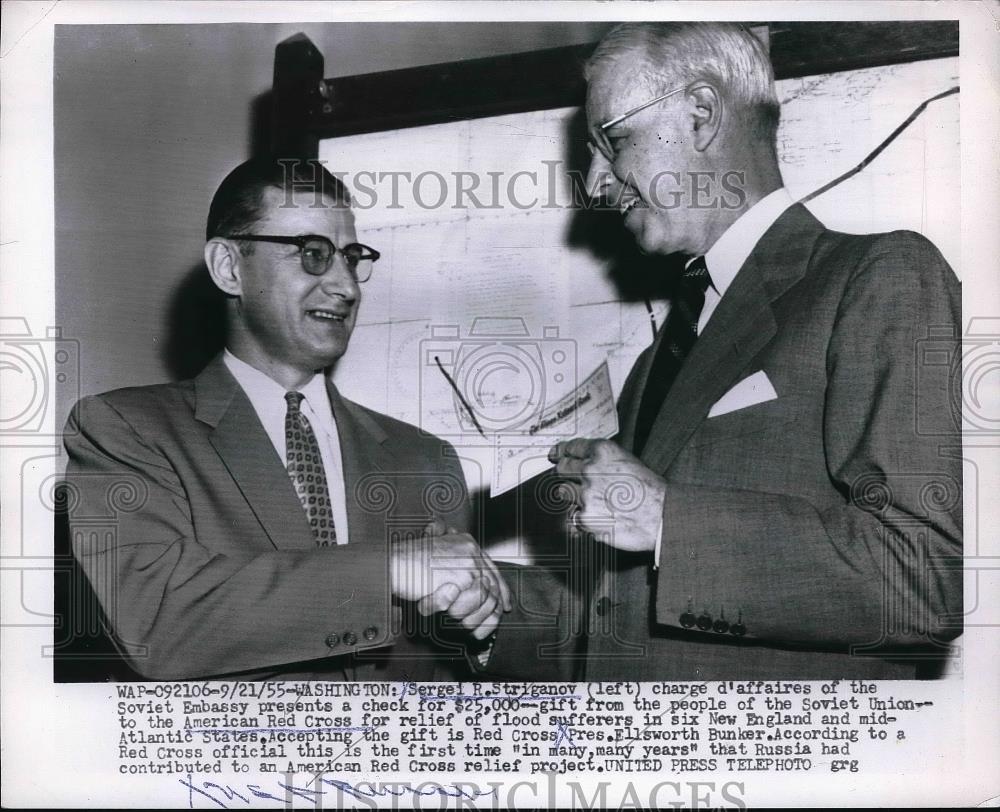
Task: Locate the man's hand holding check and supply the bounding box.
[549,438,666,554]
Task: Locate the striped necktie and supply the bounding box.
[284,391,337,546]
[632,257,713,456]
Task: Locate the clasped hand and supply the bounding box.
[390,519,511,640]
[548,437,666,553]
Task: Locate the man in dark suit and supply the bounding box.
[477,22,962,680]
[63,158,509,681]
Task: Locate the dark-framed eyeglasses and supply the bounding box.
[226,234,381,282]
[588,85,688,162]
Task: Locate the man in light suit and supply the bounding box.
[478,22,962,680]
[63,158,509,681]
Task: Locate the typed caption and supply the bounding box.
[106,679,955,808]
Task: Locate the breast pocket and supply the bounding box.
[688,393,811,448]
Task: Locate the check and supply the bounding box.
[491,361,619,497]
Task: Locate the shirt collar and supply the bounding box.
[223,350,330,429]
[702,187,794,298]
[224,349,287,402]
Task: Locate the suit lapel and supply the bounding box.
[196,356,316,550]
[196,357,398,553]
[326,379,393,550]
[639,260,777,473]
[638,204,826,475]
[617,337,660,454]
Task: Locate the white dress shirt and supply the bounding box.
[654,187,794,566]
[223,350,350,544]
[699,186,795,333]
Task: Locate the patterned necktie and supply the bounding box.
[632,257,713,456]
[284,391,337,546]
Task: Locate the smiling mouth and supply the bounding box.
[306,308,349,321]
[620,195,645,215]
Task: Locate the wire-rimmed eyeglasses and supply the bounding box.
[588,85,688,162]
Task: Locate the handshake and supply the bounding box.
[389,518,511,640]
[388,437,664,640]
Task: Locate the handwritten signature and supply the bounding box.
[181,774,498,809]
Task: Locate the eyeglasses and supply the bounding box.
[226,234,381,282]
[588,85,687,162]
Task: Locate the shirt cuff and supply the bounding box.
[653,515,665,568]
[476,640,494,667]
[466,632,497,670]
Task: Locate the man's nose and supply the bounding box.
[320,252,360,300]
[586,149,618,200]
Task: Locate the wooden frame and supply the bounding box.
[271,21,959,156]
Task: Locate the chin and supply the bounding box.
[629,213,677,256]
[635,226,673,256]
[317,350,348,371]
[301,345,348,373]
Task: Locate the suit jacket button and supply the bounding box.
[679,611,696,628]
[713,618,730,634]
[696,613,713,631]
[595,597,613,616]
[324,633,340,648]
[343,631,358,646]
[363,626,378,641]
[730,622,746,637]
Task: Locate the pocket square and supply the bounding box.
[708,371,778,418]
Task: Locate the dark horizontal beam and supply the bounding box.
[768,20,958,80]
[288,20,958,140]
[307,42,594,139]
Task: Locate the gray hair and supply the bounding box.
[585,22,781,146]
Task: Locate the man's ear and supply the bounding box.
[204,238,242,297]
[687,83,723,152]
